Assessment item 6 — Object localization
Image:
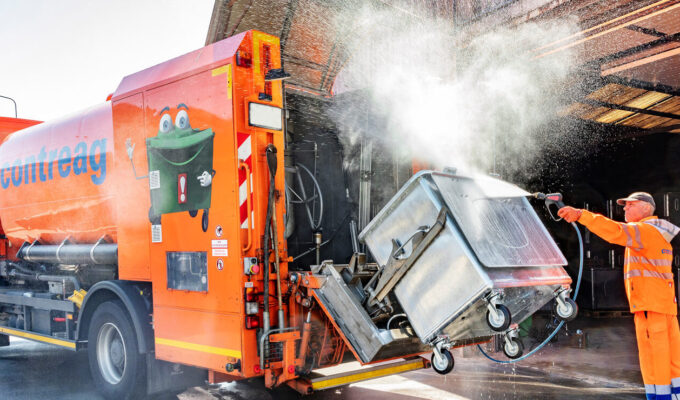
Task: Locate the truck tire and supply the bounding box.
[88,300,147,400]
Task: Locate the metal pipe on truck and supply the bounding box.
[17,243,117,265]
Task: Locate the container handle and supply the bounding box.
[239,160,253,252]
[150,143,206,166]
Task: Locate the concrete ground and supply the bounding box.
[0,315,645,399]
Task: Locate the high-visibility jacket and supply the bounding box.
[578,210,680,315]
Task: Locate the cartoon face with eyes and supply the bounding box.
[155,104,212,188]
[158,103,192,135]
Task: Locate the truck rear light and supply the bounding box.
[236,50,251,67]
[254,364,262,374]
[245,287,256,301]
[245,302,258,315]
[245,315,260,329]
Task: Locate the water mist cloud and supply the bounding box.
[331,5,580,180]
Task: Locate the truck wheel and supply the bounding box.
[188,210,198,218]
[88,300,146,400]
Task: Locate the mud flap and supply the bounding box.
[146,353,208,396]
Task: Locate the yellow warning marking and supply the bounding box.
[155,337,241,358]
[211,65,230,77]
[252,31,280,78]
[227,64,232,99]
[0,326,76,349]
[312,359,425,390]
[212,64,233,99]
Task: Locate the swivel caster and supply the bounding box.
[431,348,454,375]
[486,302,511,332]
[554,289,578,322]
[503,332,524,359]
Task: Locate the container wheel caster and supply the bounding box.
[486,304,511,332]
[503,336,524,359]
[188,210,198,218]
[554,297,578,322]
[431,348,454,375]
[201,209,209,232]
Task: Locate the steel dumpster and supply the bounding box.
[359,170,572,345]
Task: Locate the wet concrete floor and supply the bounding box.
[0,315,645,399]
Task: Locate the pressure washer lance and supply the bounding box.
[266,144,285,329]
[478,191,584,364]
[533,192,566,214]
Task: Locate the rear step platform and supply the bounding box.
[308,357,430,391]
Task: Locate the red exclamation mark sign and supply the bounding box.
[178,173,187,204]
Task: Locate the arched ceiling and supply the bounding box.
[206,0,680,134]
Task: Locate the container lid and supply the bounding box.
[431,172,567,268]
[147,129,214,150]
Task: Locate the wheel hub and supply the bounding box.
[433,353,448,370]
[489,309,503,327]
[110,338,124,368]
[557,302,572,317]
[97,322,126,385]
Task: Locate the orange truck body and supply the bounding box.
[0,30,429,394]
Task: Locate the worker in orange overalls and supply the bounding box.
[558,192,680,400]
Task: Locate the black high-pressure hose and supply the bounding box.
[263,145,281,330]
[262,146,277,333]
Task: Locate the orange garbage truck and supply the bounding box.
[0,30,577,399]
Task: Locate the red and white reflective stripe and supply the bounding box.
[237,132,254,229]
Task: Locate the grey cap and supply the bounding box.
[616,192,656,209]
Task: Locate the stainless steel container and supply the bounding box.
[359,171,572,344]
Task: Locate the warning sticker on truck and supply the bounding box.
[149,170,160,190]
[211,240,228,248]
[152,224,162,243]
[212,248,228,257]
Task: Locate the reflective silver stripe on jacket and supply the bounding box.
[622,225,634,247]
[632,225,643,251]
[624,269,674,280]
[625,256,673,267]
[644,219,680,242]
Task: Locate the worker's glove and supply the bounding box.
[557,206,582,223]
[197,171,212,187]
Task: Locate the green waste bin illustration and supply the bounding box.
[126,106,216,232]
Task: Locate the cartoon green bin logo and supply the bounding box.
[126,104,215,232]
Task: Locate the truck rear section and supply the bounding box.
[0,30,577,399]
